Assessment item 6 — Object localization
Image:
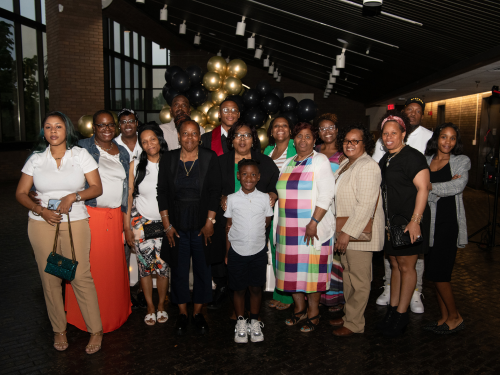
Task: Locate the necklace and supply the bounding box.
[95,139,113,152]
[293,151,314,166]
[182,152,198,176]
[386,145,405,167]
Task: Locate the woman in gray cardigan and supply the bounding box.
[424,123,470,335]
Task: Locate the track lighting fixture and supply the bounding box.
[179,20,186,34]
[276,74,281,82]
[236,16,246,36]
[217,50,222,56]
[226,56,230,63]
[160,5,167,21]
[194,32,201,45]
[329,75,336,84]
[247,33,256,49]
[332,66,340,76]
[273,68,278,78]
[254,45,263,59]
[268,62,274,74]
[263,55,270,67]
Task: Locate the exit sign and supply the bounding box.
[387,104,395,110]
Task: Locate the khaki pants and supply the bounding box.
[341,250,373,333]
[28,218,102,333]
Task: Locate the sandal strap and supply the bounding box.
[90,330,103,337]
[54,330,67,336]
[301,315,320,331]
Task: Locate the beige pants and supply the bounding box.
[341,250,373,333]
[28,218,102,333]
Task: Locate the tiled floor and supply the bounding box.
[1,182,499,375]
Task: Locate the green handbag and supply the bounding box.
[44,212,78,281]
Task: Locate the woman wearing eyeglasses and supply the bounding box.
[315,113,345,313]
[214,121,280,318]
[65,110,132,334]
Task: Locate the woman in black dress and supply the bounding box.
[378,111,431,337]
[423,123,469,334]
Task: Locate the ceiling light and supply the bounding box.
[363,0,382,6]
[236,16,246,36]
[254,45,263,59]
[273,68,278,78]
[179,20,186,34]
[263,55,270,67]
[160,5,167,21]
[332,66,340,76]
[428,88,456,92]
[326,83,333,89]
[339,0,421,26]
[268,62,274,74]
[337,38,348,44]
[366,48,370,54]
[136,0,144,3]
[194,32,201,45]
[326,89,332,93]
[247,33,256,49]
[329,75,336,84]
[217,50,222,56]
[276,74,281,82]
[336,48,346,68]
[226,56,230,63]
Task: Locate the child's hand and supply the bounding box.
[220,195,228,211]
[225,255,228,265]
[268,192,277,207]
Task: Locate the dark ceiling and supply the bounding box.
[123,0,500,104]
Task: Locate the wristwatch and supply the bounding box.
[207,217,216,224]
[75,193,82,202]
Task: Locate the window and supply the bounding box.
[0,0,14,12]
[19,0,36,21]
[152,42,167,66]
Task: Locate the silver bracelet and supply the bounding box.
[164,224,173,233]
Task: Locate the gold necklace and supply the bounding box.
[95,139,113,152]
[182,152,198,176]
[386,145,405,167]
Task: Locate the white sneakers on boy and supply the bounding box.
[410,290,424,313]
[234,316,248,343]
[248,319,264,343]
[376,285,391,305]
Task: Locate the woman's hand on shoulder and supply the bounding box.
[220,195,228,211]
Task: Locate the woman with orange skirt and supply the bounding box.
[65,110,132,332]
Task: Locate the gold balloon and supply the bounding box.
[77,115,94,138]
[204,123,216,132]
[190,110,207,127]
[202,72,222,92]
[162,103,171,111]
[222,77,243,96]
[239,87,246,96]
[159,108,172,124]
[207,106,221,126]
[198,100,214,114]
[207,56,227,75]
[263,115,272,130]
[190,106,195,111]
[211,89,227,106]
[226,59,247,80]
[257,127,269,150]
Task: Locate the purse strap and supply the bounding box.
[51,212,77,264]
[371,192,380,219]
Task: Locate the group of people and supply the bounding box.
[16,93,469,352]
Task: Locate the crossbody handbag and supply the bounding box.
[142,221,165,241]
[336,193,380,242]
[44,212,78,281]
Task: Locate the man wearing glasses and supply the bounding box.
[114,108,142,162]
[372,97,432,314]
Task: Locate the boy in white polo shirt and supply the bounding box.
[224,159,274,344]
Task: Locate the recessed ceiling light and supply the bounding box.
[209,32,216,36]
[337,38,348,44]
[428,88,456,92]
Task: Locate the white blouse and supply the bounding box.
[95,145,126,209]
[21,146,98,222]
[270,146,288,170]
[133,160,161,221]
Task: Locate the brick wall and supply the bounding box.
[170,50,366,126]
[45,0,105,125]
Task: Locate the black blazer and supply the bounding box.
[157,147,222,268]
[200,128,261,154]
[211,149,279,263]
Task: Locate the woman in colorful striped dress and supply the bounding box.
[273,122,336,332]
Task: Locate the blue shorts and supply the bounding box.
[227,246,267,291]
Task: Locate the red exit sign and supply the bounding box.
[387,104,395,110]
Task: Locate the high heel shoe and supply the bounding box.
[378,305,397,331]
[383,310,409,337]
[85,330,103,355]
[53,331,68,351]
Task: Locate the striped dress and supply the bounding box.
[275,157,333,293]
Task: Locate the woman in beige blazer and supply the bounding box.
[329,124,385,337]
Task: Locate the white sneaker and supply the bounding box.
[410,290,424,313]
[248,319,264,343]
[234,316,248,343]
[376,285,391,306]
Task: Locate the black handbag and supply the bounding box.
[383,188,423,248]
[44,213,78,281]
[143,220,165,240]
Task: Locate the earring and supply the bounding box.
[199,140,202,145]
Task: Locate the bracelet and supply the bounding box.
[411,213,423,224]
[161,213,169,218]
[311,216,320,224]
[164,224,172,233]
[31,205,41,216]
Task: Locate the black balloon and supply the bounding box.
[255,80,272,97]
[164,65,183,85]
[261,93,280,115]
[188,85,208,107]
[271,88,284,101]
[171,71,191,92]
[163,84,180,106]
[280,96,298,113]
[244,107,266,128]
[280,111,298,127]
[242,89,261,109]
[186,65,203,85]
[296,99,318,122]
[225,95,246,114]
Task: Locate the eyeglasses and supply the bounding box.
[343,139,363,146]
[95,123,116,129]
[222,108,239,114]
[319,125,336,132]
[234,133,252,140]
[119,119,137,125]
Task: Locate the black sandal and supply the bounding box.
[300,314,320,332]
[285,308,307,326]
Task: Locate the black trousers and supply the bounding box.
[171,230,213,305]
